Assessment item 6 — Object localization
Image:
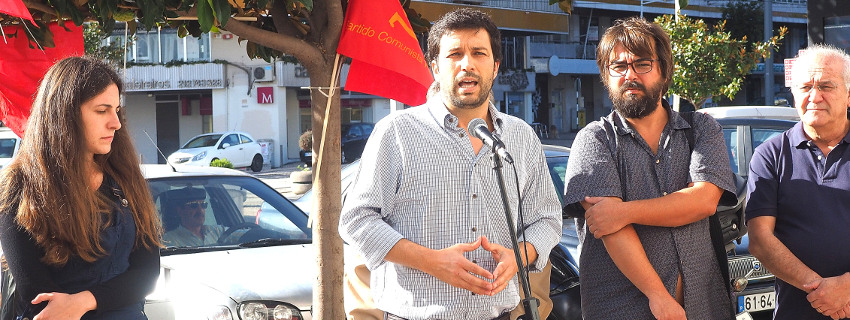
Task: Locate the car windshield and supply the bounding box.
[149,175,311,254]
[183,134,223,148]
[0,138,17,158]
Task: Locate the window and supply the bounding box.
[723,128,739,175]
[222,134,239,147]
[362,123,374,136]
[240,134,254,144]
[825,16,850,52]
[751,128,785,150]
[110,24,211,64]
[346,125,363,138]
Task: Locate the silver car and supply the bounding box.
[142,164,315,320]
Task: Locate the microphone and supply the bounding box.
[467,118,514,164]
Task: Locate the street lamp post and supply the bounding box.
[764,0,775,106]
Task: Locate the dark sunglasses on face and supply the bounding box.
[183,201,208,209]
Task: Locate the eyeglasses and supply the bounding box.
[794,83,837,94]
[608,59,656,77]
[183,201,208,209]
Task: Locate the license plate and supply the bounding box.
[738,292,776,313]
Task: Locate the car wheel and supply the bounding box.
[250,154,263,172]
[210,158,219,166]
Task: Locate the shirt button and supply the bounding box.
[472,227,477,232]
[818,155,823,160]
[656,159,660,164]
[663,192,668,195]
[472,194,478,199]
[473,259,478,263]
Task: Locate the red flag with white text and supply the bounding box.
[337,0,433,106]
[0,23,84,136]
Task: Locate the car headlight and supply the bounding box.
[192,151,207,162]
[238,301,302,320]
[206,305,234,320]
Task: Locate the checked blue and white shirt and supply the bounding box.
[339,96,562,320]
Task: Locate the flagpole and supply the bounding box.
[308,53,342,228]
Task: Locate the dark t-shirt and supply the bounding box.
[746,122,850,320]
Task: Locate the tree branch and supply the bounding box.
[23,0,58,18]
[222,18,321,64]
[321,0,344,54]
[270,0,302,39]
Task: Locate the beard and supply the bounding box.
[608,80,664,119]
[446,71,493,109]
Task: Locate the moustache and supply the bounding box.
[455,72,482,84]
[619,81,646,93]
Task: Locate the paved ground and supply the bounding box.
[254,131,578,200]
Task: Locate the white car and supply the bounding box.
[167,131,264,172]
[141,164,335,320]
[0,127,21,169]
[698,105,800,121]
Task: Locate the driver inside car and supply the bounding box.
[162,187,228,247]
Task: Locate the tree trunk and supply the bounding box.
[307,58,344,320]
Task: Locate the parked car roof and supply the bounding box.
[698,106,800,121]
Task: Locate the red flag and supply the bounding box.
[0,0,35,24]
[0,23,83,136]
[337,0,433,106]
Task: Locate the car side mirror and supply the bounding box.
[221,143,231,149]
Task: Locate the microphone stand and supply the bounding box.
[491,152,540,320]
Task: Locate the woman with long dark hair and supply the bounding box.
[0,56,162,319]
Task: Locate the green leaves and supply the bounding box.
[135,0,167,30]
[196,0,214,32]
[50,0,85,25]
[656,14,786,108]
[209,0,233,28]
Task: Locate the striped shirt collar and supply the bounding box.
[427,96,505,134]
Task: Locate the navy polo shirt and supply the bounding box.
[746,121,850,320]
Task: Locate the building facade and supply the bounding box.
[116,0,808,166]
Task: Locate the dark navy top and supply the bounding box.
[0,175,159,319]
[746,121,850,320]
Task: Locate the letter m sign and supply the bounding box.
[257,87,274,104]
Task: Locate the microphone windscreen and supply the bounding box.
[467,118,487,140]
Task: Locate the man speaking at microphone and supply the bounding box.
[339,8,562,320]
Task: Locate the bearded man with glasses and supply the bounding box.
[563,17,736,320]
[162,187,228,247]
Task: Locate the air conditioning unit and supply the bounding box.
[253,65,275,82]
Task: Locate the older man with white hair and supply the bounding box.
[747,44,850,320]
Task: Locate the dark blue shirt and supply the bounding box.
[746,121,850,320]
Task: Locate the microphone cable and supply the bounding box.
[509,161,533,287]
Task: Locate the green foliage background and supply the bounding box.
[656,14,786,108]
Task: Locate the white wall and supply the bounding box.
[178,99,203,144]
[209,32,289,167]
[372,99,392,121]
[123,94,158,163]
